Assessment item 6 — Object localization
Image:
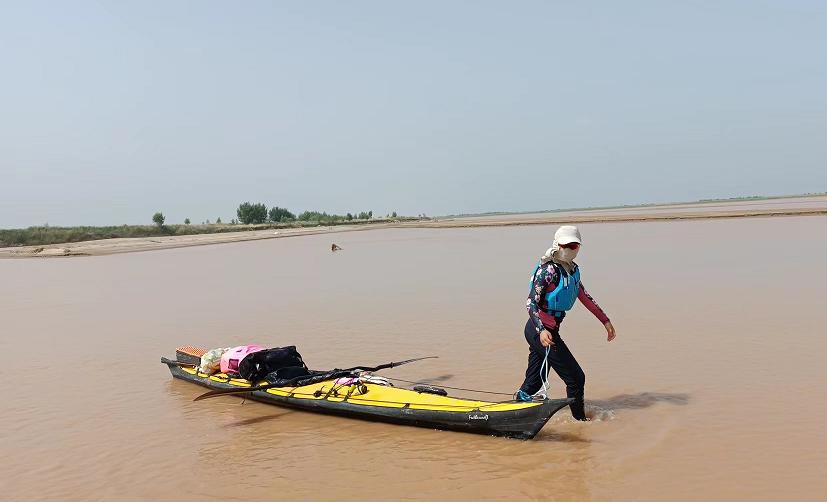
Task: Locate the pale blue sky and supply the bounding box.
[2,1,825,227]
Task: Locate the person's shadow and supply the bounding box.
[589,392,690,410]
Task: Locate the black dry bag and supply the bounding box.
[237,346,307,382]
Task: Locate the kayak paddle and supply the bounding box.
[192,355,438,402]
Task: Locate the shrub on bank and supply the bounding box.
[237,202,268,224]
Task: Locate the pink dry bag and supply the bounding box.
[220,344,265,374]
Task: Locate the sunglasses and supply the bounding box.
[559,242,580,250]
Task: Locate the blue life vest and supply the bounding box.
[529,262,581,315]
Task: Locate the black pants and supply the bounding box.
[519,319,587,420]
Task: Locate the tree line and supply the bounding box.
[235,202,382,225]
[150,203,403,227]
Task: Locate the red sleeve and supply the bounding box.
[577,282,610,324]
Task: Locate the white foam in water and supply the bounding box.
[547,403,616,424]
[585,404,616,422]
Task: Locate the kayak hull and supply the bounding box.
[163,357,572,440]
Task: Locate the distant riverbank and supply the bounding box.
[0,217,417,252]
[0,222,407,258]
[2,195,826,258]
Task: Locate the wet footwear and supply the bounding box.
[514,390,533,402]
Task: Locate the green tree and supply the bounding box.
[184,218,191,225]
[268,206,296,222]
[392,211,397,218]
[368,210,373,219]
[299,211,337,222]
[152,212,165,227]
[216,217,222,224]
[237,202,268,224]
[346,213,353,221]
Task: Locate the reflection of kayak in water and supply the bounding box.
[161,347,572,440]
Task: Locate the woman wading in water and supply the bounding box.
[515,225,616,420]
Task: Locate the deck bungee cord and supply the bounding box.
[192,355,438,401]
[189,367,521,409]
[178,358,524,401]
[168,353,526,399]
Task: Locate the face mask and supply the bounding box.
[556,247,578,263]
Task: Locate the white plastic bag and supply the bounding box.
[197,347,229,375]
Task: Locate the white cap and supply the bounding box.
[554,225,581,245]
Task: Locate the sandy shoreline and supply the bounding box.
[0,223,400,258]
[3,196,826,258]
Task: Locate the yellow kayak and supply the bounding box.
[162,349,571,440]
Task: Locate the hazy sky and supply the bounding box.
[2,1,825,227]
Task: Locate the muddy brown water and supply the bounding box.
[2,215,826,500]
